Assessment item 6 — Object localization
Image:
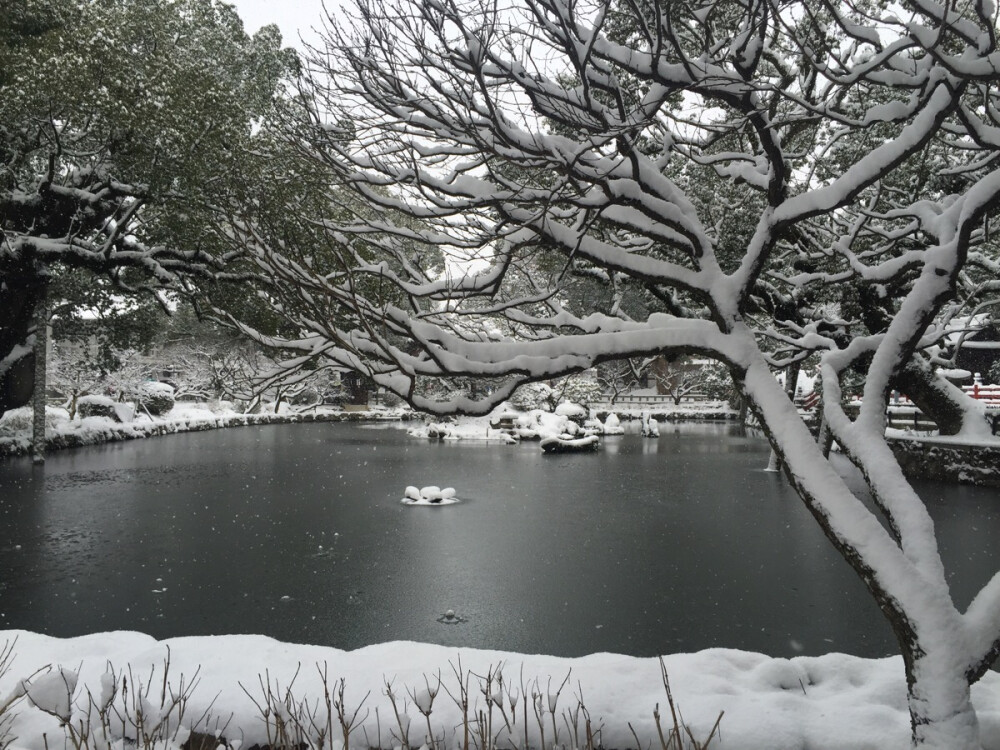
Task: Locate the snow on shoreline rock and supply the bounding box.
[641,411,660,437]
[0,630,998,750]
[540,433,600,453]
[603,412,625,434]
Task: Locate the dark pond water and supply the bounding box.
[0,421,998,660]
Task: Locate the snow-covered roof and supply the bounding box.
[943,314,993,347]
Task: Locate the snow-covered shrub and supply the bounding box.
[0,406,71,437]
[77,395,123,421]
[700,362,739,405]
[558,377,603,407]
[291,388,321,406]
[137,381,175,416]
[510,382,554,411]
[554,401,588,422]
[380,390,404,407]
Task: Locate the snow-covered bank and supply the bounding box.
[3,631,999,750]
[0,404,414,460]
[406,401,737,444]
[887,434,1000,487]
[591,401,737,421]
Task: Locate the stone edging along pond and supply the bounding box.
[0,409,418,460]
[888,437,1000,488]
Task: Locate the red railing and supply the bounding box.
[964,383,1000,403]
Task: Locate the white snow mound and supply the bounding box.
[402,485,460,505]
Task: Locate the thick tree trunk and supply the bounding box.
[0,270,45,416]
[738,355,988,750]
[893,359,985,436]
[31,284,48,463]
[904,651,980,749]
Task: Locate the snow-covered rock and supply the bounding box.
[604,412,625,435]
[554,401,588,420]
[641,411,660,437]
[540,433,600,453]
[402,485,459,505]
[513,409,577,440]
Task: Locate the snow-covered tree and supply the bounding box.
[509,382,556,411]
[648,356,711,405]
[0,0,296,416]
[555,374,604,407]
[224,0,1000,745]
[46,342,149,418]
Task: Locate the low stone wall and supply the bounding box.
[888,438,1000,487]
[0,410,416,460]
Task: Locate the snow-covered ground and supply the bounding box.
[2,630,999,750]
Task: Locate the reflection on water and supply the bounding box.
[0,421,997,660]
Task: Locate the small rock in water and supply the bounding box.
[437,608,466,624]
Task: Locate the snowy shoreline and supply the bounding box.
[2,630,999,750]
[0,406,415,460]
[0,399,738,460]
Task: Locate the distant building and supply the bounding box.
[341,371,370,406]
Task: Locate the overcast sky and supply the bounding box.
[229,0,332,49]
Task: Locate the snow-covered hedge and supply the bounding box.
[137,381,175,416]
[77,395,133,422]
[0,406,70,437]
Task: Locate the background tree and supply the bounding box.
[0,0,296,416]
[648,357,715,405]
